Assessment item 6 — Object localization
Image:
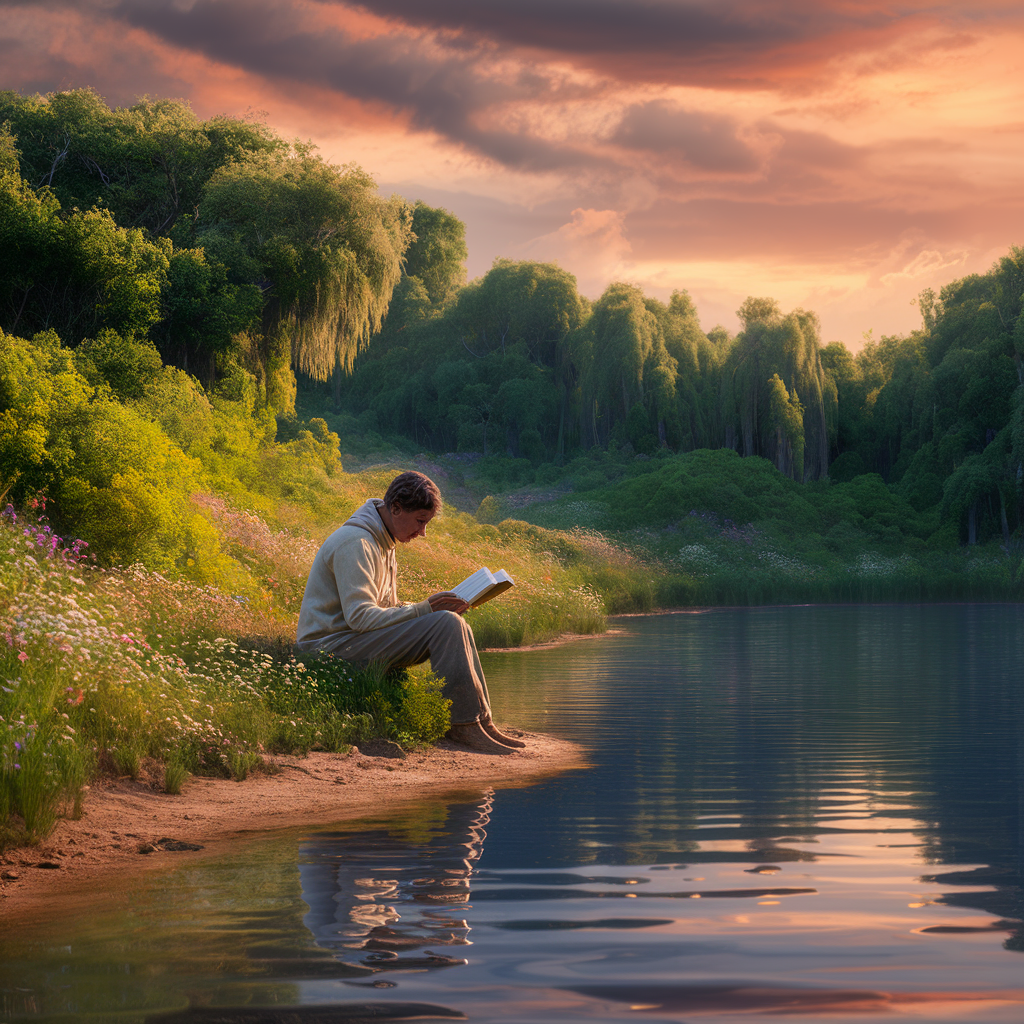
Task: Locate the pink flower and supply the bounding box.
[17,651,28,662]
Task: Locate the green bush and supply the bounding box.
[297,656,450,747]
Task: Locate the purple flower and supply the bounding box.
[14,742,22,750]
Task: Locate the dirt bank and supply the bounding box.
[0,729,586,919]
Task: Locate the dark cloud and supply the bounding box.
[353,0,871,55]
[342,0,947,85]
[0,5,192,106]
[613,102,759,173]
[102,0,600,172]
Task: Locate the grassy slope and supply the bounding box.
[0,459,633,848]
[513,449,1024,604]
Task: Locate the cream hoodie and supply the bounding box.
[296,499,431,645]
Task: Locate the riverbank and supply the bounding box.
[0,729,585,919]
[482,626,629,653]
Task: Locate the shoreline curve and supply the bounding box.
[0,730,586,920]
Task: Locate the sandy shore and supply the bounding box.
[0,729,586,919]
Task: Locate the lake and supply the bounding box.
[3,605,1024,1023]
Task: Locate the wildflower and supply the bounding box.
[17,651,27,662]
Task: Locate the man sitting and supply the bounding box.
[296,470,524,753]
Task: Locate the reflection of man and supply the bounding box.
[299,794,494,972]
[296,471,524,753]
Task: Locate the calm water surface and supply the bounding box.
[3,605,1024,1023]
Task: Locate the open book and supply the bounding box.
[451,567,514,609]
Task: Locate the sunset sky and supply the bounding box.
[2,0,1022,347]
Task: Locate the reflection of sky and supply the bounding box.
[294,790,1024,1021]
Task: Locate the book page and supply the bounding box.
[473,572,513,608]
[451,567,496,604]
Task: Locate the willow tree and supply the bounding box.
[767,372,805,479]
[724,298,834,480]
[645,290,720,450]
[197,147,412,398]
[453,259,585,367]
[577,283,659,445]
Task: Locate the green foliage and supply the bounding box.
[477,495,501,524]
[0,88,281,235]
[152,245,263,379]
[0,329,200,566]
[76,329,162,400]
[0,168,169,344]
[0,124,18,175]
[198,147,412,381]
[405,201,468,308]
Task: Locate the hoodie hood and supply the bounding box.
[344,499,395,552]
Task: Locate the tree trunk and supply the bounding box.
[556,388,566,460]
[1000,487,1010,550]
[332,362,342,409]
[742,413,754,458]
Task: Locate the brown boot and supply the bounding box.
[446,721,514,754]
[481,716,526,748]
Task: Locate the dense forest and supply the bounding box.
[1,88,1023,565]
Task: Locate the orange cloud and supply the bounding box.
[0,0,1021,346]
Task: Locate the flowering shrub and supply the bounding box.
[2,500,90,564]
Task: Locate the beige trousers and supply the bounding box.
[296,610,491,724]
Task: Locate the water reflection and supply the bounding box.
[299,794,494,974]
[482,604,1024,954]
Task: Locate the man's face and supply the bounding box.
[390,506,435,543]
